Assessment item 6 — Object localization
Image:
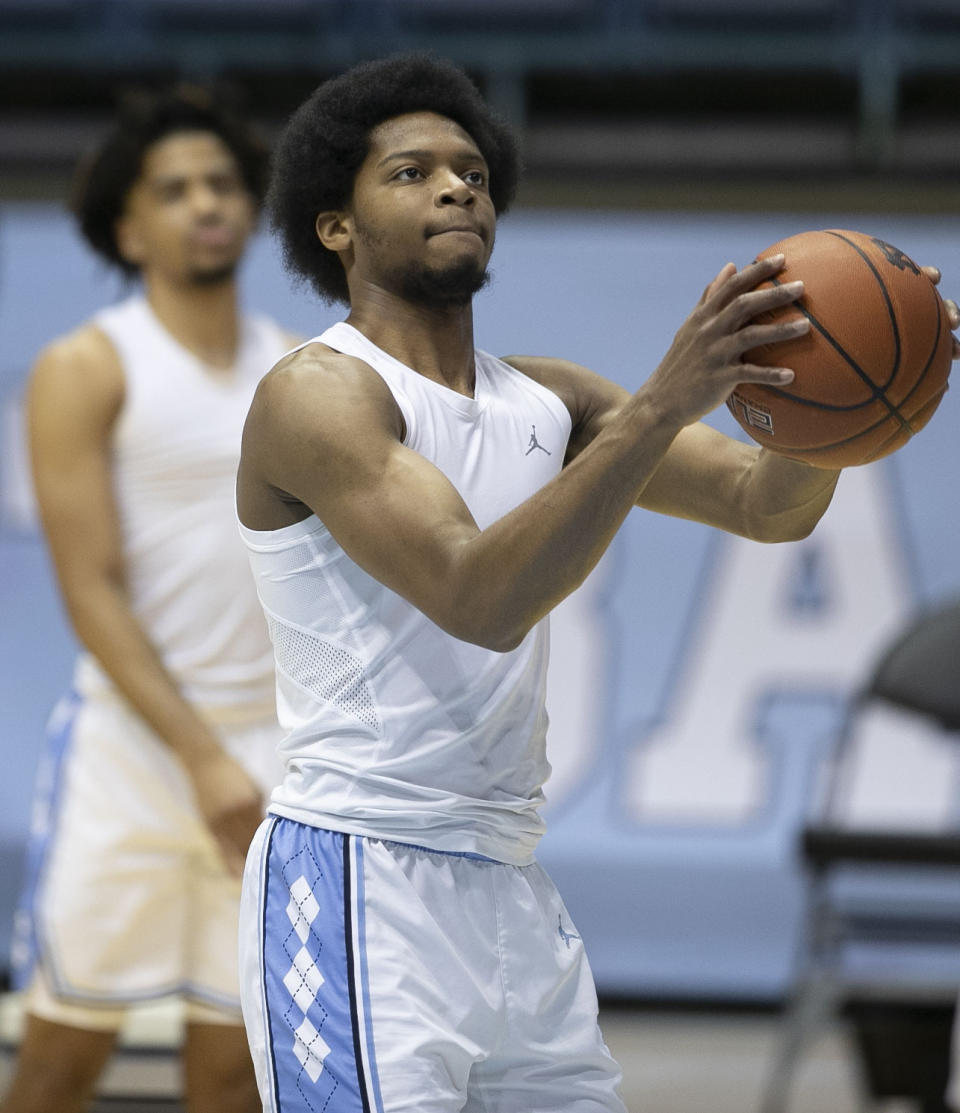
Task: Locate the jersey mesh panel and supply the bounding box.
[266,615,381,731]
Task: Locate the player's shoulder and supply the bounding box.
[499,353,606,404]
[36,320,119,370]
[501,354,633,447]
[501,354,615,419]
[264,340,389,391]
[500,353,591,384]
[253,341,402,432]
[28,321,125,433]
[31,320,124,398]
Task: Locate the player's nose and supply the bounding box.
[190,182,224,216]
[436,171,474,205]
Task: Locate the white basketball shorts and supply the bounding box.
[240,816,627,1113]
[12,687,285,1028]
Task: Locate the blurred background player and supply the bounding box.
[0,85,296,1113]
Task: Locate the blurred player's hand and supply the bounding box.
[186,749,265,877]
[920,265,960,358]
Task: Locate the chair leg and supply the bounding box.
[759,974,843,1113]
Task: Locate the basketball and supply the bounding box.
[727,229,953,468]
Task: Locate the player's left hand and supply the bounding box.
[921,265,960,359]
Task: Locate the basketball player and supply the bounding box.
[2,87,296,1113]
[235,55,960,1112]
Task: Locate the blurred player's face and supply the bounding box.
[116,131,256,286]
[342,112,495,308]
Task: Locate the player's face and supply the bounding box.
[344,112,496,307]
[116,131,256,285]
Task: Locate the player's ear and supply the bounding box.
[115,213,145,267]
[315,211,352,253]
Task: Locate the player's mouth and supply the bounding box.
[190,224,237,249]
[427,224,485,242]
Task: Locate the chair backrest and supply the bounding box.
[866,597,960,732]
[824,701,960,833]
[798,600,960,1018]
[811,597,960,835]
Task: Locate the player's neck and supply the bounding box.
[143,273,241,371]
[346,291,477,397]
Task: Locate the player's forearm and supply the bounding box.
[445,394,682,650]
[737,449,841,542]
[63,577,223,761]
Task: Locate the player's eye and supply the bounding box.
[209,173,243,195]
[395,167,423,181]
[156,181,186,202]
[463,170,486,187]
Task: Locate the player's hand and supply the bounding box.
[920,265,960,359]
[186,747,265,877]
[644,254,810,429]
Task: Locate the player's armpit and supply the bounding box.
[502,354,630,465]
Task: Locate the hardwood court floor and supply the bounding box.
[0,993,923,1113]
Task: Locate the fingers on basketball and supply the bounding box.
[727,229,953,469]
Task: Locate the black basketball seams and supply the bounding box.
[824,230,903,394]
[760,276,889,411]
[731,228,951,466]
[766,406,920,459]
[761,243,914,436]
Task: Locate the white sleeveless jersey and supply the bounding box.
[75,295,291,712]
[240,322,573,865]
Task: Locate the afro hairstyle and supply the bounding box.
[72,83,269,275]
[268,53,521,306]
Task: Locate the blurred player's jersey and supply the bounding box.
[240,322,573,865]
[74,295,290,713]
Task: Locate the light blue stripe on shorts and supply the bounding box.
[258,817,384,1113]
[9,690,82,989]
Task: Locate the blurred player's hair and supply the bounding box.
[268,52,521,305]
[72,84,269,275]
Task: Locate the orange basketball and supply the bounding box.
[727,229,953,469]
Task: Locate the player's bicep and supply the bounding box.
[249,360,481,621]
[324,441,482,603]
[27,333,127,591]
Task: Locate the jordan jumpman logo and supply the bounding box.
[526,425,551,456]
[558,914,581,948]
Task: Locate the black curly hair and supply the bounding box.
[72,83,270,275]
[268,53,521,306]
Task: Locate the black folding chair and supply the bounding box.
[760,598,960,1113]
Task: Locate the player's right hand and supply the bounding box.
[186,748,265,877]
[643,254,810,429]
